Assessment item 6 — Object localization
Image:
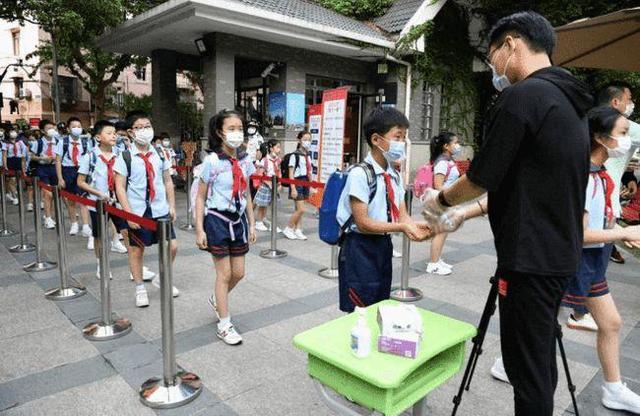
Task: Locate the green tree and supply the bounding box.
[317,0,393,19]
[0,0,163,119]
[106,91,153,117]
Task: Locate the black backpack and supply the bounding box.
[280,152,301,188]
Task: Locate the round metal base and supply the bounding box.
[0,229,16,237]
[140,372,203,409]
[24,260,57,272]
[45,285,86,301]
[260,249,287,259]
[318,267,339,279]
[390,287,423,302]
[83,318,132,341]
[9,243,36,253]
[179,223,195,231]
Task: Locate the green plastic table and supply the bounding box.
[293,300,477,416]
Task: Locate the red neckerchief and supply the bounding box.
[595,170,615,225]
[230,157,247,202]
[99,154,116,193]
[47,140,53,157]
[12,142,18,157]
[382,172,400,222]
[71,141,80,166]
[137,152,156,201]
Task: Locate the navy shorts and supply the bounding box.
[338,233,392,312]
[7,157,22,173]
[89,210,128,239]
[204,210,249,258]
[561,245,612,314]
[289,175,310,201]
[127,207,176,248]
[36,165,58,186]
[62,166,81,195]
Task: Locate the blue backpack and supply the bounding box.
[319,162,376,245]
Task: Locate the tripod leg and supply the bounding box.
[556,323,580,416]
[452,277,499,416]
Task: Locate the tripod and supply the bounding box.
[451,276,580,416]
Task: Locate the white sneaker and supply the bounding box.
[438,259,453,269]
[40,202,44,209]
[27,203,33,212]
[283,227,298,240]
[135,288,150,307]
[117,233,124,241]
[96,263,113,280]
[255,221,268,231]
[426,262,452,276]
[151,276,179,297]
[87,236,94,250]
[207,294,221,321]
[5,193,12,202]
[81,224,92,238]
[490,357,510,384]
[69,222,79,235]
[110,240,127,254]
[11,197,18,206]
[217,323,242,345]
[276,227,282,233]
[602,383,640,414]
[129,266,155,281]
[392,249,402,258]
[294,228,307,240]
[567,313,598,332]
[44,217,56,229]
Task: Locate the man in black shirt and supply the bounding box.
[423,12,593,415]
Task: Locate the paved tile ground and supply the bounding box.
[0,190,638,416]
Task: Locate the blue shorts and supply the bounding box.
[338,233,392,312]
[36,165,58,186]
[204,210,249,258]
[127,207,176,248]
[7,157,22,173]
[89,210,128,239]
[62,166,80,195]
[289,175,309,201]
[561,245,611,314]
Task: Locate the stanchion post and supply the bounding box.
[260,175,287,259]
[45,186,86,300]
[83,199,132,340]
[318,245,339,279]
[391,187,423,302]
[0,170,16,237]
[9,175,36,253]
[140,218,202,408]
[180,167,194,231]
[24,177,56,272]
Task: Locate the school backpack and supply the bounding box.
[279,152,300,188]
[413,161,454,198]
[189,152,220,222]
[319,162,376,245]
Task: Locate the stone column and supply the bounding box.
[151,49,179,137]
[201,33,235,140]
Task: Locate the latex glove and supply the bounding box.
[420,188,447,227]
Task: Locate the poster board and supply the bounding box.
[307,104,323,208]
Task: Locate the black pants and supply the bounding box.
[496,269,570,416]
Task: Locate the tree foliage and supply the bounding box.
[317,0,393,20]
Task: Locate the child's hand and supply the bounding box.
[249,225,257,244]
[413,222,433,241]
[402,223,424,241]
[195,230,207,249]
[290,188,298,199]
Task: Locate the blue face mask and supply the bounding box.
[489,44,515,92]
[378,138,406,162]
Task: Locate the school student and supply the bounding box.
[336,107,432,312]
[54,117,92,237]
[283,131,312,240]
[77,120,130,278]
[426,132,462,275]
[2,126,28,205]
[254,139,281,232]
[195,110,257,345]
[30,120,59,229]
[114,111,179,308]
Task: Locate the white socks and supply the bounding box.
[218,316,231,331]
[604,381,624,395]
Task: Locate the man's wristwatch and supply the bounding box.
[437,191,452,208]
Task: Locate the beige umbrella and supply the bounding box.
[554,7,640,71]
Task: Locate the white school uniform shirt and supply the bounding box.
[200,151,256,215]
[604,119,640,217]
[433,156,460,189]
[336,153,405,234]
[113,144,171,218]
[2,141,28,158]
[78,148,118,212]
[29,138,57,164]
[289,150,310,178]
[584,169,607,249]
[54,135,88,167]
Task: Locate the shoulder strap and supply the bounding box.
[62,136,69,159]
[36,138,44,156]
[354,162,377,201]
[122,150,132,187]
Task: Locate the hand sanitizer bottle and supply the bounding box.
[351,307,371,358]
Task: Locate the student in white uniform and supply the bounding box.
[283,131,312,240]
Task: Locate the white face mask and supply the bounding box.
[606,134,632,159]
[162,139,171,148]
[451,144,461,156]
[224,131,244,149]
[490,43,515,92]
[70,127,83,137]
[46,128,57,138]
[9,131,18,140]
[624,102,635,118]
[301,140,311,150]
[134,127,154,146]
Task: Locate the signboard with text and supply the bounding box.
[318,87,348,183]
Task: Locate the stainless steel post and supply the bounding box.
[0,170,16,236]
[24,177,56,271]
[179,167,194,231]
[139,218,202,408]
[45,186,85,300]
[318,245,339,279]
[391,188,423,301]
[83,199,131,340]
[260,175,286,259]
[9,175,36,252]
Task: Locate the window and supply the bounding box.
[134,66,146,81]
[421,82,436,141]
[59,76,78,105]
[305,75,364,106]
[11,30,20,56]
[13,78,24,99]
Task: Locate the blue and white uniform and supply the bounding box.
[54,135,89,194]
[3,140,28,172]
[30,138,58,185]
[433,155,460,189]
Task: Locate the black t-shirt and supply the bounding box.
[467,67,593,276]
